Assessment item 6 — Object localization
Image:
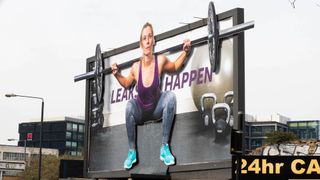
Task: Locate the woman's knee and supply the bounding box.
[126,99,137,116]
[164,91,176,109]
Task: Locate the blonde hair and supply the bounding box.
[140,22,155,47]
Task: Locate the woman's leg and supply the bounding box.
[152,91,176,145]
[152,91,176,166]
[124,99,142,169]
[125,99,142,149]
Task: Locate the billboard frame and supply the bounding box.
[83,7,245,179]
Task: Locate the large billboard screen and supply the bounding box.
[84,8,244,179]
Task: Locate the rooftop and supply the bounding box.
[0,144,59,156]
[22,116,84,124]
[288,119,320,122]
[245,114,290,124]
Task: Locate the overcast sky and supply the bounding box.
[1,0,319,145]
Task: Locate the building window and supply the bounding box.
[66,132,72,139]
[72,133,78,140]
[298,122,307,127]
[262,126,275,134]
[3,170,20,176]
[307,121,318,128]
[251,126,262,137]
[3,152,25,161]
[70,151,77,156]
[72,142,77,148]
[77,151,82,156]
[299,129,308,139]
[79,125,84,133]
[309,129,317,139]
[66,141,71,147]
[289,122,298,127]
[78,134,84,141]
[67,123,72,131]
[72,124,78,132]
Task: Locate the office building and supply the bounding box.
[245,114,289,152]
[0,144,58,179]
[18,116,84,156]
[288,120,320,140]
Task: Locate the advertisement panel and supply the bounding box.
[233,156,320,180]
[84,8,245,179]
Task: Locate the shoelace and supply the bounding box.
[163,145,172,157]
[128,150,135,159]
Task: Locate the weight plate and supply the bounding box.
[208,2,219,73]
[95,44,104,103]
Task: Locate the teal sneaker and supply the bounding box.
[160,144,175,166]
[124,149,137,169]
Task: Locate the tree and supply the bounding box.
[19,155,60,180]
[266,131,298,144]
[19,154,84,180]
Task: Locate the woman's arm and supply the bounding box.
[112,63,135,89]
[163,39,191,73]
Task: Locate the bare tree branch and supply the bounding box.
[288,0,297,8]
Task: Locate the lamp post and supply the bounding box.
[8,138,27,162]
[5,93,44,180]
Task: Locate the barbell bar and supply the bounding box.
[74,2,254,82]
[74,21,254,82]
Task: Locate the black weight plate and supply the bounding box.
[208,2,219,73]
[95,44,104,103]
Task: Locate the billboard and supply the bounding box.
[84,8,245,179]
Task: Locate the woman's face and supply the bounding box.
[140,26,154,56]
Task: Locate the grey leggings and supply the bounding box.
[125,91,176,149]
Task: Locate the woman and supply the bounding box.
[112,22,191,169]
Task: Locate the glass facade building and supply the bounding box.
[18,116,84,156]
[245,115,320,153]
[288,120,320,140]
[245,121,288,152]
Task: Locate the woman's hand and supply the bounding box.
[183,39,191,53]
[111,63,119,75]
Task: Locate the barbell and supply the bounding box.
[74,2,254,83]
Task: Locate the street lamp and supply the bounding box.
[5,93,44,180]
[8,138,27,162]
